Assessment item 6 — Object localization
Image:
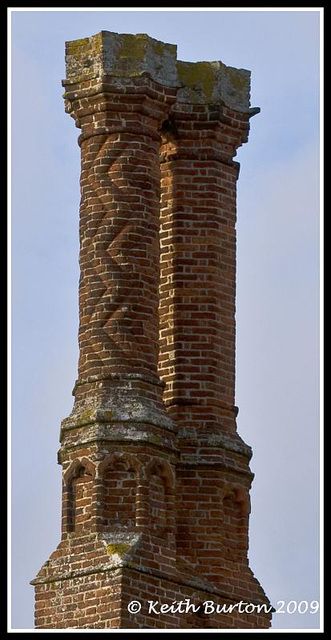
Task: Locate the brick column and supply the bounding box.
[159,63,269,603]
[62,32,179,429]
[159,61,259,440]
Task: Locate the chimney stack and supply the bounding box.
[31,31,271,630]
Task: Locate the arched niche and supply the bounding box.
[99,453,140,531]
[222,483,250,555]
[63,457,95,533]
[144,459,175,534]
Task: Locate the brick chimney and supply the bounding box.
[31,31,272,630]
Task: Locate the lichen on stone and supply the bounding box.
[106,543,131,557]
[177,61,217,102]
[226,66,248,91]
[76,408,96,424]
[152,39,167,57]
[66,37,90,55]
[91,32,103,54]
[117,34,147,61]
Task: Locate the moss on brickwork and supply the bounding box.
[67,33,103,56]
[76,408,95,424]
[66,37,90,55]
[147,433,162,446]
[91,33,103,54]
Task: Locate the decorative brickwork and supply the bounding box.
[31,31,272,629]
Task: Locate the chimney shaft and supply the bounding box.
[31,31,271,630]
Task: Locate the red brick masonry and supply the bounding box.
[31,31,272,629]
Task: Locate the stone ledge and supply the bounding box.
[57,426,179,461]
[61,399,175,433]
[31,555,271,609]
[65,31,178,88]
[177,429,252,459]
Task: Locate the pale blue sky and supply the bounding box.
[10,8,321,631]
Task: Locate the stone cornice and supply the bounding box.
[63,31,260,115]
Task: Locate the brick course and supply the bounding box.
[31,31,272,629]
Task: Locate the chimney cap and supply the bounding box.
[64,30,258,114]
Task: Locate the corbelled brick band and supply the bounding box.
[31,31,272,629]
